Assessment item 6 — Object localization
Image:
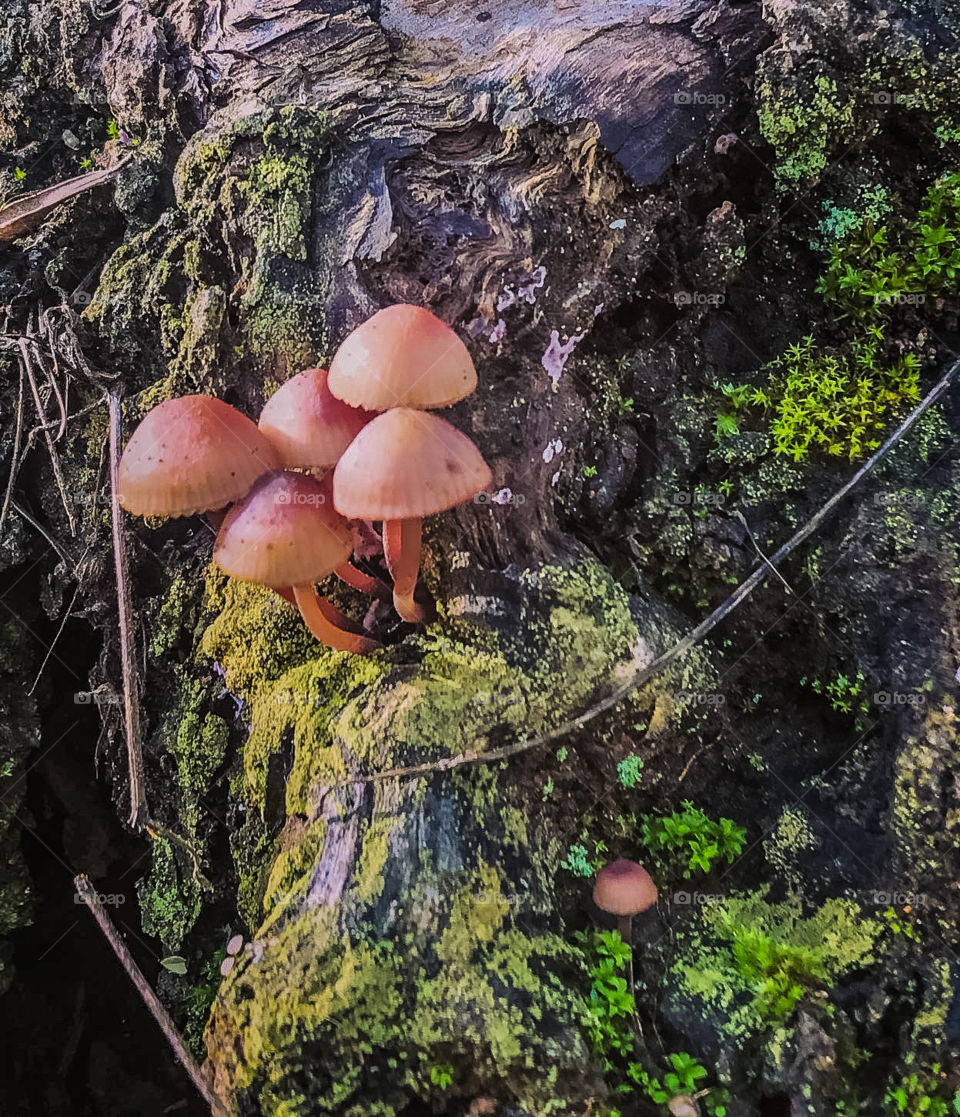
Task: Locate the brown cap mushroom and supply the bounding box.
[327,304,477,411]
[214,471,379,654]
[119,395,280,518]
[333,408,491,622]
[593,859,658,917]
[258,367,372,472]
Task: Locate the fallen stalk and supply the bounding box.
[73,875,229,1117]
[0,155,132,241]
[108,391,148,829]
[336,355,960,788]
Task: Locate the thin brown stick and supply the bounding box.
[73,874,230,1117]
[329,355,960,789]
[19,337,76,535]
[0,360,24,537]
[108,391,148,829]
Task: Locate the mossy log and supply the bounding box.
[22,3,753,1112]
[7,0,960,1113]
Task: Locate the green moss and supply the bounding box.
[207,866,588,1116]
[87,105,336,401]
[199,556,656,833]
[137,836,203,951]
[670,891,882,1044]
[352,818,395,905]
[240,153,312,259]
[166,674,229,832]
[891,708,960,913]
[199,554,675,1112]
[762,808,819,890]
[756,70,856,186]
[755,29,960,188]
[263,818,328,915]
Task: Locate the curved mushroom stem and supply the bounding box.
[274,586,364,634]
[334,561,391,601]
[384,518,424,623]
[291,584,381,654]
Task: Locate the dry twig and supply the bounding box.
[108,391,148,829]
[73,874,229,1117]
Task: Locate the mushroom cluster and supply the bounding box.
[118,305,491,654]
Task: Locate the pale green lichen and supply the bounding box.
[207,865,590,1116]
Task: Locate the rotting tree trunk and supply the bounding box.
[81,3,758,1111]
[20,0,958,1113]
[6,0,960,1109]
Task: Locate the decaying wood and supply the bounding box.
[71,2,770,1113]
[12,0,941,1113]
[329,352,960,789]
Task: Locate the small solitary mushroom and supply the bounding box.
[668,1097,701,1117]
[258,367,388,600]
[214,471,380,654]
[118,395,280,518]
[593,859,658,996]
[333,408,491,622]
[327,304,477,411]
[593,859,658,941]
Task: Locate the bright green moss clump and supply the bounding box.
[671,891,881,1040]
[137,837,203,952]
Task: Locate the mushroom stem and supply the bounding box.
[617,915,636,998]
[292,584,381,653]
[334,561,391,601]
[384,518,424,622]
[274,586,364,634]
